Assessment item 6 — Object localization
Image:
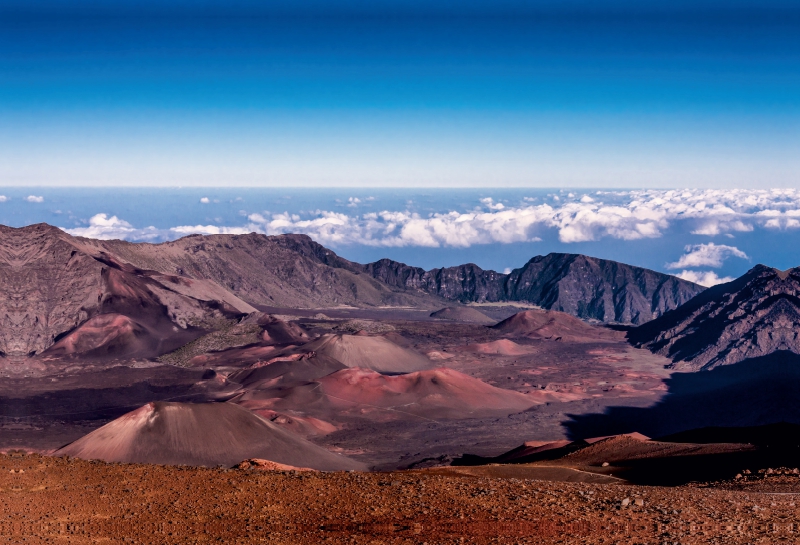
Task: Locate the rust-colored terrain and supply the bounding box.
[2,452,798,544]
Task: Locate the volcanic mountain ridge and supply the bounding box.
[0,222,701,359]
[92,229,702,323]
[0,224,255,358]
[629,265,800,370]
[363,253,704,324]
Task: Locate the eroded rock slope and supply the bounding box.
[0,224,254,357]
[629,265,800,370]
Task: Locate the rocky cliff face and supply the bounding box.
[361,259,507,302]
[629,265,800,370]
[505,254,703,324]
[360,253,703,324]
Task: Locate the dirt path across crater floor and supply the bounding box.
[0,453,796,544]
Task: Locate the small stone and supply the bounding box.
[621,498,630,507]
[601,462,610,467]
[634,498,644,507]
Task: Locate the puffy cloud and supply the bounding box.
[667,243,749,269]
[0,196,7,202]
[690,220,753,236]
[200,197,210,204]
[234,188,800,248]
[26,195,44,203]
[241,208,547,248]
[170,225,252,236]
[675,270,735,287]
[55,189,800,251]
[63,213,161,240]
[480,197,505,211]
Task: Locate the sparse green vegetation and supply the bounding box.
[158,322,263,367]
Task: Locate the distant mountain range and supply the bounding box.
[0,224,704,356]
[363,253,704,324]
[97,230,703,324]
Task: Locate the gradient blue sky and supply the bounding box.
[1,0,799,187]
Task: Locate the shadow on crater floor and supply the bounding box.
[564,352,800,440]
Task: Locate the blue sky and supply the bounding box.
[1,0,800,187]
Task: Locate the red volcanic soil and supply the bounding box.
[250,368,538,420]
[235,458,317,471]
[492,310,624,342]
[54,401,365,471]
[258,315,310,344]
[6,453,790,545]
[585,432,650,444]
[460,338,535,356]
[228,352,347,387]
[300,333,433,373]
[492,440,577,463]
[242,409,339,438]
[380,331,415,347]
[43,313,149,358]
[430,306,496,324]
[187,344,286,368]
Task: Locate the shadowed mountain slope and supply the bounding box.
[629,265,800,370]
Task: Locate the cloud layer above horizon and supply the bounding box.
[60,188,800,287]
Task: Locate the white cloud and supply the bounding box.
[170,225,253,236]
[53,190,800,251]
[667,243,749,269]
[200,197,210,203]
[675,270,735,287]
[0,196,7,202]
[63,213,161,240]
[480,197,505,211]
[26,195,44,203]
[690,220,753,235]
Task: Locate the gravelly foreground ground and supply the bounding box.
[0,453,797,544]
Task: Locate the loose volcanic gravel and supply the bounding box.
[0,453,797,543]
